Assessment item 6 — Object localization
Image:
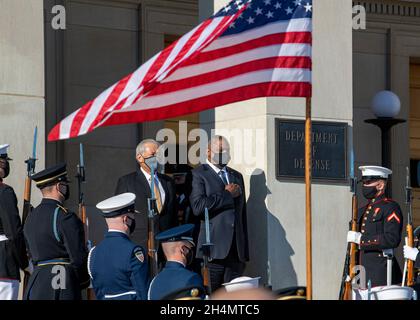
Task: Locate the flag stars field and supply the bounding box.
[247,16,255,24]
[266,11,274,18]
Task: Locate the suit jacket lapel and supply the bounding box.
[136,168,151,198]
[204,164,226,188]
[157,173,169,211]
[225,167,237,185]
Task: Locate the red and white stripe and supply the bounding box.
[48,5,311,141]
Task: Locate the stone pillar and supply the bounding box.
[0,0,45,300]
[199,0,353,299]
[0,0,45,208]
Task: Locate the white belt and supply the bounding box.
[104,291,136,299]
[0,235,9,242]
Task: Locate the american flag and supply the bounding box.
[48,0,312,141]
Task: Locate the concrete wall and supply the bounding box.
[0,0,45,213]
[199,0,353,299]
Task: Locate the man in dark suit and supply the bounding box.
[190,135,249,291]
[115,139,177,259]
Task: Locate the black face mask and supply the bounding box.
[182,246,194,266]
[362,186,378,199]
[58,183,70,201]
[0,159,10,178]
[126,216,136,235]
[212,152,230,168]
[175,183,187,195]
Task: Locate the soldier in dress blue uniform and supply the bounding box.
[148,224,205,300]
[23,163,90,300]
[347,166,403,287]
[88,193,149,300]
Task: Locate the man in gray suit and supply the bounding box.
[189,135,249,291]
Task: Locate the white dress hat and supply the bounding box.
[359,165,392,179]
[96,192,136,217]
[222,276,261,292]
[0,144,12,160]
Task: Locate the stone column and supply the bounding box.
[0,0,45,208]
[0,0,45,300]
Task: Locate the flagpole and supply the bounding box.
[305,96,313,300]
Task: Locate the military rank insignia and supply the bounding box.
[135,249,145,263]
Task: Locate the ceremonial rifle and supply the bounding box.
[405,166,415,287]
[22,127,38,293]
[147,161,159,278]
[200,207,214,296]
[76,144,87,227]
[76,143,94,299]
[22,127,38,225]
[339,149,358,300]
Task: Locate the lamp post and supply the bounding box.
[364,91,406,197]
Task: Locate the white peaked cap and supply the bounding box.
[222,276,261,292]
[0,144,10,156]
[96,192,136,214]
[359,165,392,179]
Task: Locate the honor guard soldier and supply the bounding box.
[0,144,29,300]
[88,193,149,300]
[148,224,205,300]
[23,163,90,300]
[347,166,403,287]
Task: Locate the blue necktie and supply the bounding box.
[219,170,228,185]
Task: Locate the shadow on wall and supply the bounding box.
[245,169,297,289]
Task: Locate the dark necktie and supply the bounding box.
[219,170,228,185]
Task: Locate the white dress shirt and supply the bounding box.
[206,159,230,184]
[140,167,166,205]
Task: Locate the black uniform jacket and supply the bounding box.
[0,182,28,280]
[23,198,89,300]
[358,194,403,287]
[115,167,178,250]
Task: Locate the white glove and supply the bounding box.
[24,260,34,275]
[404,245,419,262]
[347,231,361,244]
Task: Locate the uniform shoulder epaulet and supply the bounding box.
[56,204,68,214]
